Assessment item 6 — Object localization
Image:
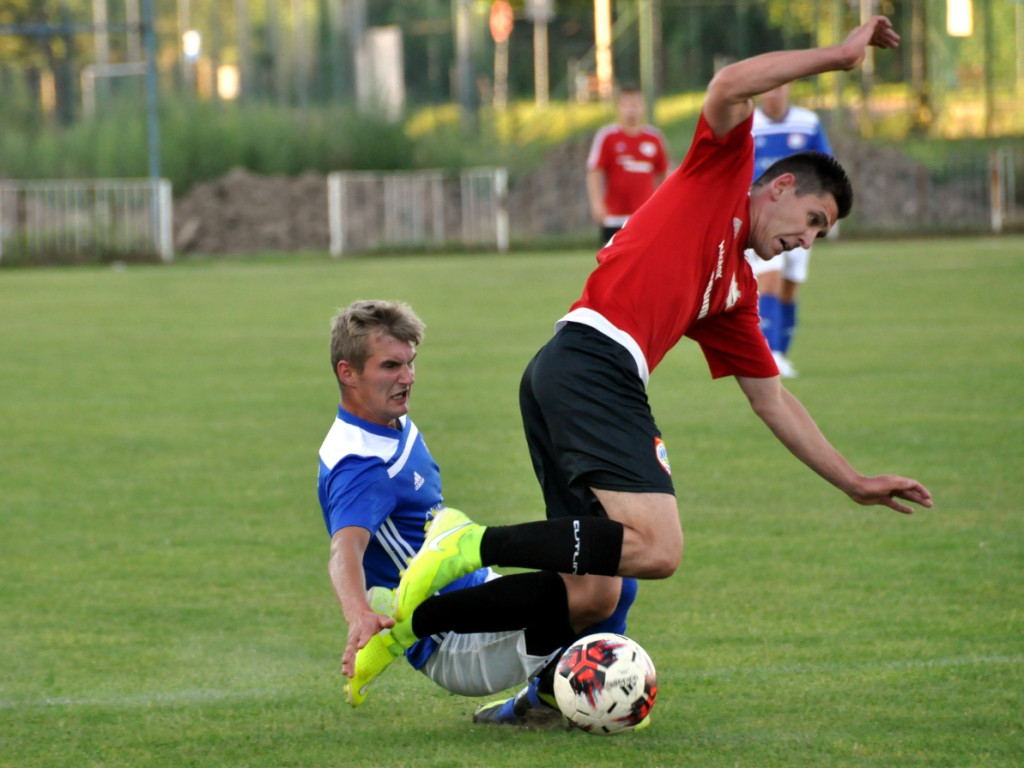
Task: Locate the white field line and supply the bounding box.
[679,653,1024,682]
[1,654,1020,712]
[0,686,289,712]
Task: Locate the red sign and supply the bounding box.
[489,1,514,43]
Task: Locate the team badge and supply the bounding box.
[654,437,671,475]
[787,133,808,150]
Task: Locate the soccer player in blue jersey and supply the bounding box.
[745,84,834,377]
[319,299,636,724]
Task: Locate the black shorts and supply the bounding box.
[519,322,675,520]
[601,225,622,245]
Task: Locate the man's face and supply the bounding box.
[749,174,838,259]
[617,92,646,128]
[758,84,790,121]
[338,331,416,428]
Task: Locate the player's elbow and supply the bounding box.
[706,64,750,106]
[739,375,785,421]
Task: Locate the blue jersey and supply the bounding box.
[318,406,489,667]
[751,105,832,181]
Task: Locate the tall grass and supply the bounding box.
[0,96,418,194]
[5,89,1022,199]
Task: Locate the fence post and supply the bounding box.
[327,173,343,257]
[495,168,509,253]
[158,179,174,261]
[990,150,1004,233]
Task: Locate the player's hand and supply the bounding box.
[340,610,395,677]
[836,16,900,70]
[590,202,607,224]
[848,475,932,515]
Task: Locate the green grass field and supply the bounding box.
[1,237,1022,768]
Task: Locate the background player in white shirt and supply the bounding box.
[745,84,833,377]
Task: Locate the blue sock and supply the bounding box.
[526,678,545,708]
[496,696,519,721]
[584,577,638,636]
[780,302,797,355]
[758,294,783,352]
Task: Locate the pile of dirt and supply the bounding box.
[174,167,329,254]
[830,134,987,230]
[170,135,973,254]
[507,135,593,239]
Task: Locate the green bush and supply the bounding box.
[0,96,419,194]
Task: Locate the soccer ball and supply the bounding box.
[553,632,657,734]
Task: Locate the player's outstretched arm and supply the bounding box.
[736,376,933,515]
[341,607,394,677]
[586,168,607,224]
[703,15,899,138]
[846,474,933,515]
[329,527,396,677]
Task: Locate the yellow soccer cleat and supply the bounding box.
[395,507,484,621]
[344,629,405,708]
[632,712,652,732]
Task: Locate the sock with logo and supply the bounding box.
[410,570,575,655]
[758,294,783,351]
[479,517,623,576]
[780,301,798,355]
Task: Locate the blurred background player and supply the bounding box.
[320,299,637,724]
[745,84,833,377]
[586,85,670,246]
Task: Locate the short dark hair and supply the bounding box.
[752,151,854,220]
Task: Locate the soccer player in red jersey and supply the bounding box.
[586,85,670,245]
[354,18,933,711]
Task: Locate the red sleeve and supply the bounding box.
[654,135,669,175]
[588,127,613,171]
[687,302,779,379]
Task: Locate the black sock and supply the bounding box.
[534,652,562,699]
[479,517,623,576]
[411,571,576,655]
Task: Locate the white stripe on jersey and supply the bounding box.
[375,516,419,571]
[751,106,822,136]
[587,123,621,169]
[387,422,419,478]
[319,417,399,469]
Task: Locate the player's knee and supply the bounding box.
[640,529,683,579]
[570,596,618,629]
[644,545,681,579]
[564,576,620,630]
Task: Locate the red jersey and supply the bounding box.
[565,114,777,382]
[587,123,669,220]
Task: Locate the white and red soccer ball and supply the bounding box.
[553,632,657,734]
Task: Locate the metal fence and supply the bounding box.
[804,142,1024,237]
[327,167,509,256]
[0,179,173,265]
[990,148,1021,233]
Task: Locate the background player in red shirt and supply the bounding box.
[586,85,670,245]
[354,17,933,703]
